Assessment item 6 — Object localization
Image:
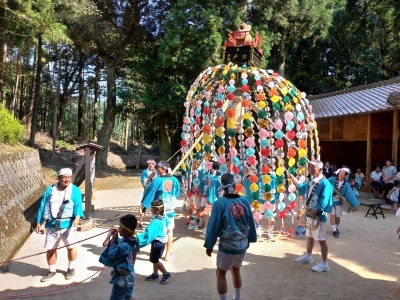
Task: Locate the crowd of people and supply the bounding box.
[34,157,399,300]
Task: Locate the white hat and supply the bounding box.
[58,168,73,176]
[147,159,156,164]
[157,161,170,169]
[335,168,350,175]
[309,160,323,169]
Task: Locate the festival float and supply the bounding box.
[176,24,321,238]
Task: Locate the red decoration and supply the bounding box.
[286,130,295,140]
[215,117,224,127]
[261,148,270,157]
[203,107,210,115]
[235,183,244,193]
[241,84,249,92]
[249,174,258,183]
[227,93,235,100]
[255,80,262,86]
[227,108,235,118]
[278,211,287,219]
[232,165,240,174]
[247,156,256,165]
[180,140,187,147]
[275,139,284,148]
[261,165,270,174]
[203,124,211,134]
[195,117,201,125]
[242,99,249,107]
[216,101,223,108]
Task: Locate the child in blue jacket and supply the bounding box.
[100,214,139,300]
[137,199,173,285]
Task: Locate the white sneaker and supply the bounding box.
[256,227,262,238]
[266,232,274,239]
[311,262,330,272]
[202,226,207,235]
[295,254,313,264]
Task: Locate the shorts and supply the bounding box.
[305,217,326,241]
[140,205,146,214]
[216,251,245,272]
[200,197,209,208]
[45,226,77,250]
[331,206,343,217]
[149,240,165,263]
[110,285,133,300]
[167,216,175,231]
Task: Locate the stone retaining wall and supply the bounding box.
[0,149,46,264]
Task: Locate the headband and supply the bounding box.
[218,178,237,195]
[119,220,135,235]
[151,204,164,209]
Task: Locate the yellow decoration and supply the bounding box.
[227,118,236,128]
[262,175,271,184]
[216,127,224,137]
[181,162,186,171]
[284,103,293,111]
[298,148,307,157]
[229,138,236,147]
[281,87,288,95]
[277,184,286,193]
[257,101,266,109]
[195,143,201,151]
[258,119,269,128]
[243,113,252,120]
[271,95,280,103]
[263,193,272,201]
[217,146,225,155]
[244,128,254,137]
[203,134,212,144]
[288,157,295,167]
[276,167,284,176]
[222,70,228,75]
[250,183,259,192]
[251,200,261,210]
[298,166,306,175]
[230,74,236,79]
[293,96,299,103]
[204,153,212,161]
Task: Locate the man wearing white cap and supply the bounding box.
[35,168,84,282]
[140,161,180,260]
[290,160,333,272]
[141,159,157,189]
[328,167,360,238]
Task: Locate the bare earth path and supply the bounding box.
[1,185,399,300]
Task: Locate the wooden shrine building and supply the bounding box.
[310,76,400,187]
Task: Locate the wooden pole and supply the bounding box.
[85,146,92,219]
[171,132,204,175]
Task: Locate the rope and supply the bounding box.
[0,229,112,265]
[0,266,107,298]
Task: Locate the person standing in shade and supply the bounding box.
[322,161,334,179]
[291,160,333,272]
[328,168,359,238]
[141,161,180,261]
[381,159,397,203]
[138,159,158,230]
[204,173,257,300]
[35,168,84,282]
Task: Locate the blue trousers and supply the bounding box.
[110,284,133,300]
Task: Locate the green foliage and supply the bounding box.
[55,139,74,150]
[0,106,24,144]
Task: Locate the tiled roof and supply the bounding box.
[308,77,400,118]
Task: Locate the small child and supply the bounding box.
[100,214,139,300]
[136,199,173,285]
[387,181,400,212]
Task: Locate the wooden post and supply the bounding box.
[366,114,372,189]
[74,143,103,231]
[392,110,398,167]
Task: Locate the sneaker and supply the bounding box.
[159,272,173,284]
[256,227,262,238]
[137,223,143,230]
[295,254,313,264]
[266,232,274,239]
[40,271,56,282]
[333,230,338,238]
[311,262,330,272]
[65,268,75,280]
[145,273,159,281]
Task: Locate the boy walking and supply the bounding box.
[204,173,257,300]
[100,214,139,300]
[137,200,173,284]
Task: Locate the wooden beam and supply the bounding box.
[366,114,372,187]
[392,110,398,167]
[85,146,92,220]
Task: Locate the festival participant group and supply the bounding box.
[34,158,400,300]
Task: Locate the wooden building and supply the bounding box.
[309,77,400,187]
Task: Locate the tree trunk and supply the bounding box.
[277,30,286,77]
[28,34,43,147]
[77,52,84,138]
[92,65,99,140]
[96,64,117,167]
[0,10,7,106]
[124,117,129,150]
[18,74,25,121]
[158,113,172,160]
[136,121,144,169]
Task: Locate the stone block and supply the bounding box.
[80,218,93,231]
